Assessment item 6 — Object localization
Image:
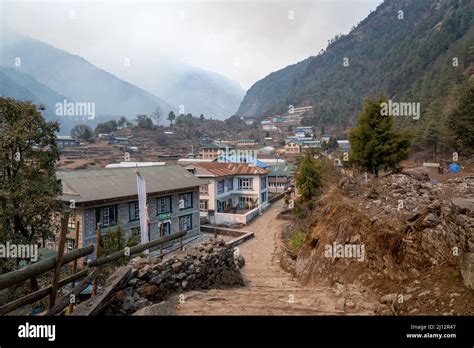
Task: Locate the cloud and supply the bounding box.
[1,0,381,89]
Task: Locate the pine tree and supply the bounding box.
[349,96,411,176]
[448,81,474,157]
[295,152,322,202]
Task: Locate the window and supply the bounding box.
[200,199,208,212]
[261,191,267,203]
[217,200,224,212]
[238,178,253,190]
[96,206,117,227]
[159,221,171,236]
[179,214,192,231]
[200,184,209,195]
[157,196,172,214]
[217,180,225,194]
[260,176,267,189]
[238,196,253,208]
[179,192,193,209]
[225,178,234,191]
[68,215,76,229]
[129,201,140,221]
[66,239,75,251]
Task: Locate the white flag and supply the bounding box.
[136,172,149,252]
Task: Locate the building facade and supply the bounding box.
[185,162,269,224]
[57,166,205,256]
[200,143,230,160]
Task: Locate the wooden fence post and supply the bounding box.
[67,220,81,315]
[92,223,102,297]
[49,212,69,310]
[159,222,164,258]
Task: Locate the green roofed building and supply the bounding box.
[267,163,295,193]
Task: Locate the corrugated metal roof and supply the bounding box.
[57,165,205,203]
[191,162,269,177]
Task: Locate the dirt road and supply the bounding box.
[175,200,380,315]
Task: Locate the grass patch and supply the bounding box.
[290,231,306,250]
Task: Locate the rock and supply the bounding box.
[172,262,183,272]
[408,308,420,315]
[137,284,158,299]
[459,252,474,290]
[114,290,126,302]
[451,197,474,214]
[418,290,431,298]
[345,301,355,309]
[335,298,345,311]
[137,265,152,279]
[122,296,135,312]
[135,298,152,310]
[133,301,176,316]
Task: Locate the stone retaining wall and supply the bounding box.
[103,239,245,315]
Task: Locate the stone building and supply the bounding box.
[56,165,206,256]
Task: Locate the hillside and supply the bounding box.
[0,66,84,130]
[0,30,244,122]
[118,58,245,120]
[237,0,474,148]
[0,32,173,120]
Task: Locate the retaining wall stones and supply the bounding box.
[103,239,245,315]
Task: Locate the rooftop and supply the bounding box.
[188,162,269,177]
[201,143,230,149]
[57,165,205,203]
[268,164,295,177]
[57,135,76,141]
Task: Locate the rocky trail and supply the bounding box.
[175,200,382,315]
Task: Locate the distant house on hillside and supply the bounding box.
[321,133,331,143]
[337,140,351,151]
[57,135,79,148]
[200,143,230,160]
[284,141,301,155]
[295,126,313,138]
[261,120,279,132]
[56,165,205,257]
[236,139,259,146]
[108,135,131,145]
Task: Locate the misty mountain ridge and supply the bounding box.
[0,30,244,133]
[116,56,245,120]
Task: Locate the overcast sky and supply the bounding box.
[1,0,382,90]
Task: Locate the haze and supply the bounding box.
[1,0,381,90]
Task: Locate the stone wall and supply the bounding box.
[103,239,245,315]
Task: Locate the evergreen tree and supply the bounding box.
[167,111,176,125]
[349,96,410,176]
[295,152,322,202]
[448,81,474,157]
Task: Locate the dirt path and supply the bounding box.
[175,200,380,315]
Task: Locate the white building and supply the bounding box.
[185,162,269,225]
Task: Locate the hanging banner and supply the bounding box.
[136,172,149,252]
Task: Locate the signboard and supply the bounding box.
[158,212,171,221]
